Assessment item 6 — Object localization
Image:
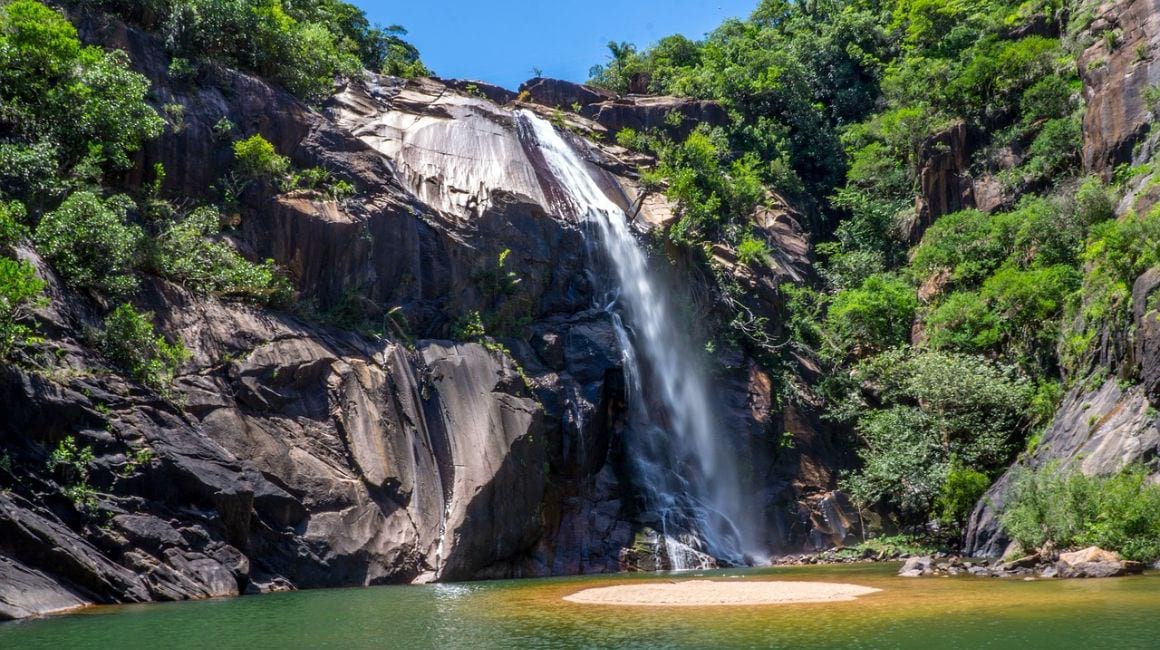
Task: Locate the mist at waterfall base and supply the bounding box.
[517,110,766,569]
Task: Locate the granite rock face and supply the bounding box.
[0,9,849,620]
[1078,0,1160,177]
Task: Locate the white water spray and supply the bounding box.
[517,111,762,569]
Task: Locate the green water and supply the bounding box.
[3,564,1159,649]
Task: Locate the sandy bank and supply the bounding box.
[563,580,882,606]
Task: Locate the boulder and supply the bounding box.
[1056,546,1144,578]
[899,556,933,577]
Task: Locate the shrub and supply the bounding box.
[0,201,28,246]
[924,291,1001,353]
[910,209,1018,288]
[1001,463,1160,562]
[451,310,486,341]
[935,462,991,529]
[233,135,290,179]
[0,256,46,358]
[1019,75,1074,126]
[840,348,1032,520]
[825,274,917,357]
[1074,176,1116,227]
[47,435,98,512]
[150,207,292,304]
[735,232,770,267]
[34,192,144,297]
[1024,114,1083,179]
[101,303,189,390]
[0,0,163,201]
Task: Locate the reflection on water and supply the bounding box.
[3,564,1160,649]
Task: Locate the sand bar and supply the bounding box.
[563,580,882,606]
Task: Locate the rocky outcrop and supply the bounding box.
[440,78,519,105]
[581,96,729,141]
[906,122,978,244]
[965,1,1160,556]
[1078,0,1160,177]
[966,379,1160,557]
[517,77,615,109]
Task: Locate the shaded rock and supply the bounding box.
[517,77,615,109]
[1001,553,1042,571]
[0,555,90,620]
[1133,268,1160,401]
[905,121,976,244]
[0,494,151,606]
[441,77,518,104]
[581,96,728,141]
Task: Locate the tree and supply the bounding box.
[840,348,1032,522]
[0,0,163,202]
[825,274,917,357]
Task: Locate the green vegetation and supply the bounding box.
[88,0,428,99]
[233,135,290,180]
[837,349,1031,521]
[0,256,45,359]
[824,274,917,358]
[0,0,164,206]
[47,435,98,512]
[1002,463,1160,563]
[101,304,190,391]
[594,0,1110,539]
[34,192,144,297]
[150,206,292,304]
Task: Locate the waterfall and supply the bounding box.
[516,110,762,569]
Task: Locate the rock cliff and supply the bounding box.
[0,9,845,619]
[966,0,1160,556]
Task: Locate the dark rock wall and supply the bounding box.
[0,9,850,619]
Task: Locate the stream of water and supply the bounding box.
[517,112,761,568]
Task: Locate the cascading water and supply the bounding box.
[517,110,763,569]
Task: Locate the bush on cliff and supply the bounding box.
[1001,462,1160,563]
[0,0,164,206]
[34,192,144,298]
[88,0,428,99]
[0,256,46,360]
[101,303,189,391]
[150,206,292,304]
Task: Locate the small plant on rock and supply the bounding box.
[101,304,190,392]
[47,436,98,513]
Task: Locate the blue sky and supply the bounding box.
[359,1,758,90]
